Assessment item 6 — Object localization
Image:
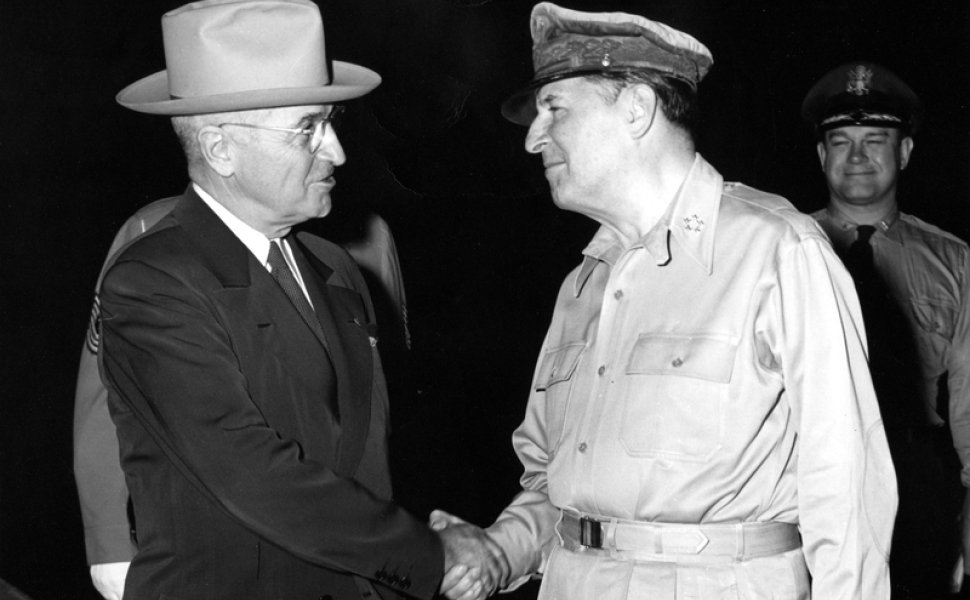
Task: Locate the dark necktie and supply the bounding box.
[267,240,339,420]
[840,224,923,429]
[846,224,877,283]
[267,240,321,336]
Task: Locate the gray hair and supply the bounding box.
[171,109,273,176]
[586,70,698,134]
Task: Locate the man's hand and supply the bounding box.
[90,561,129,600]
[431,509,509,600]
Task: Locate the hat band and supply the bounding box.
[820,111,904,128]
[534,34,700,88]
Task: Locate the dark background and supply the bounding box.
[1,1,968,598]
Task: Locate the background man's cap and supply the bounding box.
[502,2,713,125]
[801,62,922,135]
[116,0,381,115]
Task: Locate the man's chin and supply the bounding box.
[838,190,882,205]
[298,195,332,221]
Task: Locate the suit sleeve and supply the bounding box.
[99,255,443,599]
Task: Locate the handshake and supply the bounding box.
[431,509,510,600]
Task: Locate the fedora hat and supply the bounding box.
[117,0,381,115]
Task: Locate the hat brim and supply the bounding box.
[117,61,381,115]
[501,70,606,126]
[501,67,698,126]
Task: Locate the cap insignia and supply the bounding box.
[845,65,873,96]
[683,214,705,232]
[545,38,623,68]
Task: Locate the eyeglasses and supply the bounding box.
[220,105,345,154]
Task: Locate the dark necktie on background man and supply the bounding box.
[846,224,877,284]
[840,224,921,429]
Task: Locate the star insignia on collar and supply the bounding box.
[683,214,705,232]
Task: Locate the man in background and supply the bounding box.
[804,62,970,599]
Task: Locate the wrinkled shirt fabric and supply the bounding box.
[489,154,896,599]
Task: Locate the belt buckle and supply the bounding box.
[579,516,603,549]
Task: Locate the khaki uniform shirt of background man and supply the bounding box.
[93,1,507,599]
[432,4,897,600]
[804,62,970,600]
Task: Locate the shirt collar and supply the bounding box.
[822,204,902,244]
[193,182,273,265]
[573,153,723,296]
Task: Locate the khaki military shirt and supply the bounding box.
[815,208,970,484]
[489,155,896,599]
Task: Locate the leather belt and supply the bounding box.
[559,510,801,562]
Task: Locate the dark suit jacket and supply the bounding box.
[99,189,442,600]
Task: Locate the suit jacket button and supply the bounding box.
[401,577,411,589]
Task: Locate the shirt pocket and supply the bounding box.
[535,342,586,453]
[911,295,957,340]
[620,333,736,462]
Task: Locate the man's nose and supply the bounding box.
[316,128,346,166]
[848,142,867,163]
[525,117,548,154]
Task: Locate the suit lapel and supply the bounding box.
[173,190,371,476]
[174,189,338,414]
[291,237,373,476]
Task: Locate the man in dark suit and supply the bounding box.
[97,1,507,598]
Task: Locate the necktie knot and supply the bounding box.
[855,224,876,245]
[267,240,319,326]
[845,225,876,282]
[267,240,290,275]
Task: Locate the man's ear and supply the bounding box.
[899,136,914,170]
[627,84,658,139]
[198,126,235,177]
[816,140,827,171]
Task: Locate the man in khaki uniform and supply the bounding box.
[804,62,970,599]
[438,3,897,599]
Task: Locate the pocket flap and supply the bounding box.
[627,334,736,383]
[535,343,586,390]
[912,296,956,337]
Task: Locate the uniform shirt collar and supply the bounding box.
[824,204,899,233]
[574,153,722,296]
[822,204,902,244]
